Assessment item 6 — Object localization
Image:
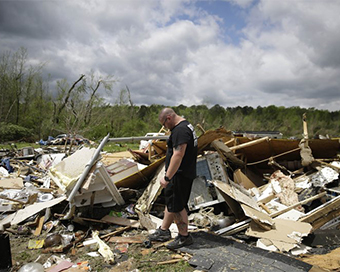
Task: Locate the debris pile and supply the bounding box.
[1,120,340,271]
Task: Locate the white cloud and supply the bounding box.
[1,0,340,111]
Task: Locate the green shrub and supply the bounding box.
[0,122,33,142]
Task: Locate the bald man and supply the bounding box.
[148,108,198,249]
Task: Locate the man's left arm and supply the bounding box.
[160,143,187,188]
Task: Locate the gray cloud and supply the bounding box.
[1,0,340,111]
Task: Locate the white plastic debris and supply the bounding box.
[310,164,339,187]
[92,230,115,264]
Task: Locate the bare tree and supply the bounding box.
[53,74,85,125]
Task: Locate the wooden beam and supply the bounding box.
[211,140,245,168]
[299,195,340,224]
[229,137,270,152]
[216,192,326,236]
[271,192,326,218]
[33,216,45,236]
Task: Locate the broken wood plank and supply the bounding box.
[271,192,326,218]
[0,195,25,205]
[314,159,340,173]
[312,208,340,230]
[196,124,206,134]
[197,127,233,154]
[101,215,140,228]
[224,138,235,146]
[100,226,132,239]
[34,216,45,236]
[229,137,270,152]
[259,203,271,214]
[157,259,183,265]
[216,192,326,236]
[211,140,245,168]
[299,195,340,225]
[108,236,144,244]
[302,113,308,140]
[233,169,256,189]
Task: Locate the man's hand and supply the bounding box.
[160,176,169,188]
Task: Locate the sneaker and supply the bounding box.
[166,233,193,250]
[148,227,171,242]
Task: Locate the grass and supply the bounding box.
[0,142,140,153]
[127,245,194,272]
[103,142,139,153]
[0,142,40,150]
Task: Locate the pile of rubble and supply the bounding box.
[1,123,340,271]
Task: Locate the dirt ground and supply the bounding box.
[7,223,195,272]
[6,218,340,272]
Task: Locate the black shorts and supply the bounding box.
[164,174,193,213]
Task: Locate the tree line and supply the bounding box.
[1,48,339,143]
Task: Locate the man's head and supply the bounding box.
[159,108,178,129]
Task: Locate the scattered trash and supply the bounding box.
[1,115,340,271]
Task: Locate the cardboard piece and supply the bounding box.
[240,204,275,228]
[46,260,74,272]
[0,178,23,189]
[233,169,256,189]
[246,218,312,252]
[213,180,260,210]
[266,199,304,221]
[212,180,245,219]
[0,196,66,228]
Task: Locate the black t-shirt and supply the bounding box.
[165,120,198,179]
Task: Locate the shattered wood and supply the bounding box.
[1,121,340,272]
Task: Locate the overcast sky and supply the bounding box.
[1,0,340,111]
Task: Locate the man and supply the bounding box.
[148,108,198,249]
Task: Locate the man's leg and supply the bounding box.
[174,208,188,236]
[148,207,172,242]
[162,207,188,235]
[166,208,193,249]
[161,206,175,230]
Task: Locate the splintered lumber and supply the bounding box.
[229,137,270,152]
[33,216,45,236]
[211,140,245,168]
[196,124,206,134]
[216,192,326,236]
[271,192,326,218]
[157,259,183,265]
[299,195,340,228]
[312,208,340,230]
[314,159,340,173]
[108,236,144,244]
[100,226,132,239]
[197,127,233,153]
[0,195,25,204]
